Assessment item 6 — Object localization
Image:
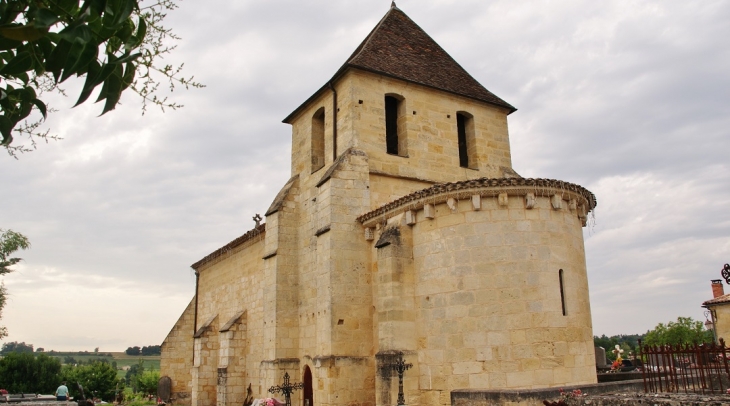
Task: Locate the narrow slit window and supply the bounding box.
[311,107,325,173]
[385,96,399,155]
[559,269,567,316]
[456,112,477,169]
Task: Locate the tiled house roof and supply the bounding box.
[283,5,515,123]
[703,294,730,306]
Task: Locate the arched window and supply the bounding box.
[456,111,476,169]
[311,107,325,173]
[559,269,567,316]
[385,94,407,156]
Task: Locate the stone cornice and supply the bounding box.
[357,177,596,226]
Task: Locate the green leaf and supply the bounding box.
[112,0,136,28]
[121,61,135,90]
[0,25,46,42]
[100,66,123,115]
[58,25,92,44]
[0,36,21,51]
[0,51,33,76]
[67,41,99,77]
[125,16,146,50]
[59,40,84,83]
[0,115,13,146]
[115,51,140,64]
[95,63,122,103]
[35,36,54,61]
[74,60,103,107]
[45,39,71,82]
[31,9,61,29]
[32,98,47,119]
[96,62,123,103]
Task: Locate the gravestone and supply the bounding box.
[158,376,172,403]
[594,347,607,368]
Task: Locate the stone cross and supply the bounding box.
[253,214,262,227]
[268,372,303,406]
[612,344,624,361]
[392,356,413,406]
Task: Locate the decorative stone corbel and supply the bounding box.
[578,204,587,226]
[551,195,563,210]
[447,197,457,212]
[525,193,536,209]
[569,199,577,211]
[365,227,374,241]
[405,210,416,226]
[424,204,435,219]
[472,195,481,211]
[498,193,509,207]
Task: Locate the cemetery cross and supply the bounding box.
[268,372,304,406]
[392,356,413,406]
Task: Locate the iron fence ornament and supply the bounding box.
[722,264,730,285]
[639,338,730,394]
[268,372,304,406]
[392,356,413,406]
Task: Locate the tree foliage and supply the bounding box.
[643,316,713,347]
[0,352,62,393]
[593,334,644,361]
[136,369,158,395]
[1,340,34,354]
[0,228,30,274]
[124,359,143,392]
[141,345,160,355]
[61,361,120,401]
[0,0,203,156]
[125,345,140,355]
[0,228,30,338]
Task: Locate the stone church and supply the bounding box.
[161,4,598,406]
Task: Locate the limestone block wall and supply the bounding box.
[161,299,195,406]
[410,195,595,399]
[287,70,515,213]
[359,179,597,406]
[343,70,514,184]
[290,148,375,406]
[193,233,267,402]
[710,304,730,344]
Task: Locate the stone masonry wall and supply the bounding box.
[345,69,514,188]
[194,234,266,403]
[161,299,195,406]
[411,193,595,405]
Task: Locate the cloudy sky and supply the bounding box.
[0,0,728,351]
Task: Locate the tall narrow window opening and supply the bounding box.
[385,96,399,155]
[456,112,477,169]
[311,107,325,173]
[303,365,313,406]
[559,269,567,316]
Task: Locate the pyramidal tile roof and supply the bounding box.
[284,4,516,123]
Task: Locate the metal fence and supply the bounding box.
[639,338,730,394]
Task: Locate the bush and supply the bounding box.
[136,370,160,396]
[0,352,61,393]
[61,362,121,401]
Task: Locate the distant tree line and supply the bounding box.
[594,316,714,362]
[0,341,34,354]
[125,345,161,356]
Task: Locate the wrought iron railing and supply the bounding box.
[639,338,730,394]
